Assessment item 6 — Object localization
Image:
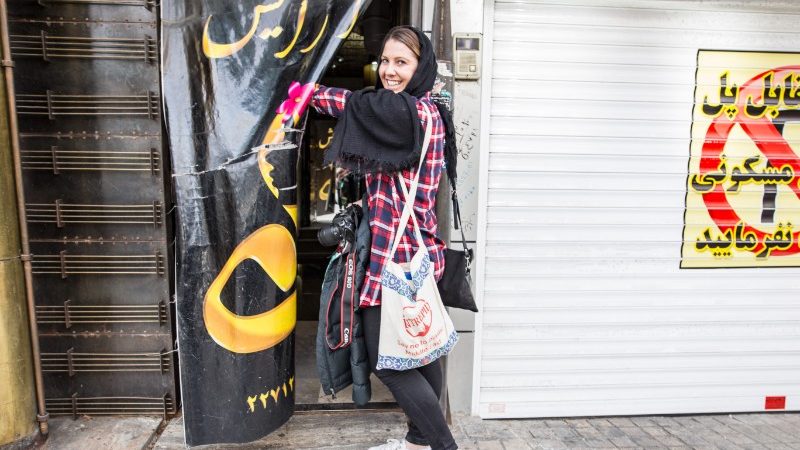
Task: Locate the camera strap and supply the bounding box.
[325,249,357,350]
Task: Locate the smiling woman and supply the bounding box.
[310,26,460,450]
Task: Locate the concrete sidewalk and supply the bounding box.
[29,410,800,450]
[152,411,800,449]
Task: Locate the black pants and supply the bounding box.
[361,306,457,450]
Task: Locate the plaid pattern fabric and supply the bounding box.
[312,86,446,308]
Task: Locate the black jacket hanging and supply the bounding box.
[316,204,372,405]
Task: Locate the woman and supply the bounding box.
[311,26,458,450]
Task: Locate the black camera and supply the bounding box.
[317,204,363,247]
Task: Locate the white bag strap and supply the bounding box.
[395,165,426,250]
[389,102,433,258]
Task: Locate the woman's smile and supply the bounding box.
[379,38,419,93]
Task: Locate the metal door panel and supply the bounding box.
[28,241,168,302]
[22,138,167,241]
[9,0,176,417]
[38,334,174,404]
[15,98,160,135]
[35,298,169,334]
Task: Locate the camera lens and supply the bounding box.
[317,225,343,247]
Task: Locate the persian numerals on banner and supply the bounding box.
[681,50,800,268]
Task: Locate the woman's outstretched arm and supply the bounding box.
[311,85,352,118]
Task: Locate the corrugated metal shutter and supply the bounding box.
[476,0,800,418]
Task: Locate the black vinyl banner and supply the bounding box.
[161,0,367,445]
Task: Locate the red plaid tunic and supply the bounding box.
[312,86,446,308]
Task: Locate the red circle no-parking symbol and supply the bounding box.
[690,65,800,263]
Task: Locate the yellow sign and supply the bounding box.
[682,51,800,268]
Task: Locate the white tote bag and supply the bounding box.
[376,104,458,371]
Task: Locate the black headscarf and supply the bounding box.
[324,26,458,183]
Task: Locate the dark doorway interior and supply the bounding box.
[294,0,408,408]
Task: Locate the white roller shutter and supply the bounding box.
[474,0,800,418]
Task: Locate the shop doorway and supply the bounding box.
[293,0,407,409]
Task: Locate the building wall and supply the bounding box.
[0,66,36,446]
[474,0,800,418]
[443,0,485,413]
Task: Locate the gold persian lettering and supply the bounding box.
[246,377,295,412]
[275,0,308,58]
[301,14,328,53]
[247,395,258,412]
[203,224,296,353]
[203,0,360,60]
[258,26,283,40]
[317,127,334,149]
[202,0,286,58]
[336,0,360,38]
[318,179,331,201]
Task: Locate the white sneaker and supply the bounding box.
[367,438,432,450]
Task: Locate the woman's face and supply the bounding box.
[379,38,419,94]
